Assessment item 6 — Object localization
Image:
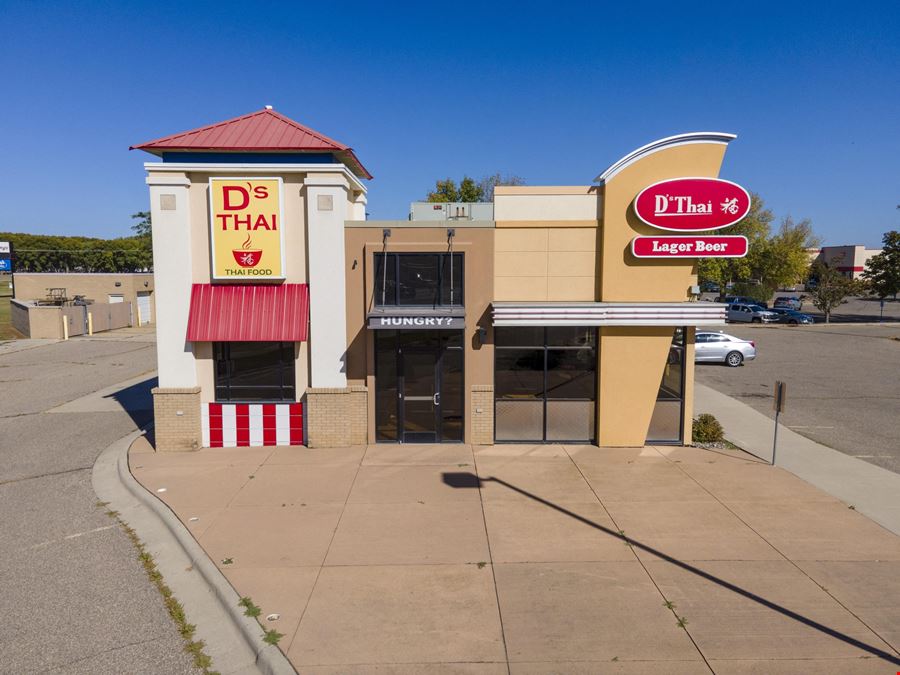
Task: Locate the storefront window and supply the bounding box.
[374,253,463,307]
[214,342,295,402]
[646,328,686,444]
[494,327,597,442]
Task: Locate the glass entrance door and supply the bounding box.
[375,330,464,443]
[401,347,439,442]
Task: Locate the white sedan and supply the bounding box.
[695,331,757,367]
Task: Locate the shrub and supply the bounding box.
[693,414,724,443]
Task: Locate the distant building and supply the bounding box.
[808,245,881,279]
[13,272,155,324]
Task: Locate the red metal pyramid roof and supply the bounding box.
[131,108,371,179]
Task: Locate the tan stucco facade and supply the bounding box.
[344,224,495,444]
[494,227,600,301]
[142,112,735,452]
[595,141,727,445]
[182,171,320,404]
[342,135,733,447]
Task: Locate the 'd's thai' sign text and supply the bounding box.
[209,178,285,279]
[634,178,750,231]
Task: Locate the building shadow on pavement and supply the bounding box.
[104,376,157,431]
[441,471,900,666]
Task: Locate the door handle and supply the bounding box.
[433,392,440,406]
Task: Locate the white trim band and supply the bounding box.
[144,162,367,194]
[493,302,727,327]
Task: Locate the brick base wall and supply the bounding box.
[306,386,368,447]
[471,384,494,445]
[152,387,202,452]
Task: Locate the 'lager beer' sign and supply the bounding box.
[634,178,750,232]
[209,177,285,279]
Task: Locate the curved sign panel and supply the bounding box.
[634,178,750,232]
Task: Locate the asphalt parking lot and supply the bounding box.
[0,334,196,674]
[696,323,900,475]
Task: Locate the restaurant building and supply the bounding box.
[134,108,742,451]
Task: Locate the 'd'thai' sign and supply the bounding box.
[209,177,285,280]
[634,178,750,232]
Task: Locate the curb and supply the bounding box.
[92,429,297,675]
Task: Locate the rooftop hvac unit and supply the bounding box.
[409,202,494,221]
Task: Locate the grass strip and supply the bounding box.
[98,501,220,675]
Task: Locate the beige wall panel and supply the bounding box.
[600,144,726,302]
[189,177,213,284]
[548,227,599,251]
[194,342,214,403]
[495,220,598,229]
[494,276,548,302]
[597,327,674,447]
[495,251,548,277]
[495,186,595,196]
[494,192,599,221]
[494,228,548,252]
[26,306,63,339]
[295,341,308,398]
[547,276,597,301]
[548,251,597,277]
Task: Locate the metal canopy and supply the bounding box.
[492,302,726,327]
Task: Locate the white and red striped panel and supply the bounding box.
[202,403,304,448]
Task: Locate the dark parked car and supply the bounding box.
[724,295,768,308]
[768,307,814,325]
[773,296,803,311]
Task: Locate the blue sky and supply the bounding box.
[0,1,897,247]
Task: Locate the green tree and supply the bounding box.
[807,259,862,323]
[698,196,818,299]
[458,176,483,202]
[755,216,820,290]
[862,230,900,299]
[426,173,525,203]
[131,211,152,237]
[426,178,460,203]
[697,192,774,293]
[0,231,153,273]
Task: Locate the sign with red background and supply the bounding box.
[634,178,750,231]
[631,235,748,258]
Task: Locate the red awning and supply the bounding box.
[186,284,309,342]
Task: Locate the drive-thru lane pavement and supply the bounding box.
[0,334,196,674]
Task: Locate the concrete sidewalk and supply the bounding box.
[695,383,900,537]
[131,440,900,673]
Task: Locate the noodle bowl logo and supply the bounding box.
[232,233,262,267]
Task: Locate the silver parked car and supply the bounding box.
[726,303,778,324]
[695,331,757,367]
